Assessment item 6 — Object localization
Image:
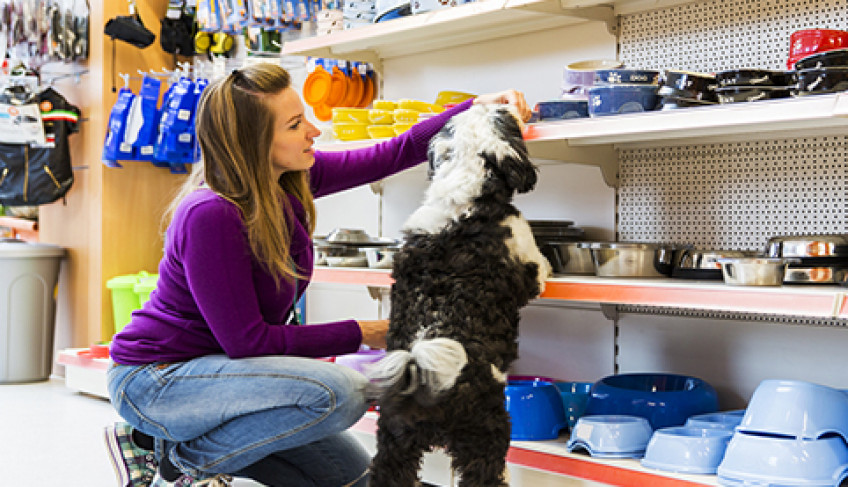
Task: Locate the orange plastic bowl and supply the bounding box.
[325,67,349,108]
[788,29,848,69]
[303,66,332,107]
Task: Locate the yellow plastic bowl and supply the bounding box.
[393,109,420,123]
[367,125,396,139]
[332,108,370,123]
[397,99,444,113]
[434,90,475,106]
[368,109,395,124]
[393,123,415,135]
[372,100,397,110]
[332,122,369,141]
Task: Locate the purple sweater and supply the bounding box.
[109,100,473,365]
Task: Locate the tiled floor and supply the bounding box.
[0,378,260,487]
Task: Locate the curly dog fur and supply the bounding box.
[366,104,552,487]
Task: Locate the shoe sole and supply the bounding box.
[104,425,131,487]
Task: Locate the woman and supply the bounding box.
[105,62,531,487]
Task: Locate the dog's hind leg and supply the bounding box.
[369,416,432,487]
[446,400,511,487]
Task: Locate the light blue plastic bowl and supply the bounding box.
[505,380,568,441]
[717,431,848,486]
[739,379,848,442]
[565,414,653,458]
[641,426,733,474]
[685,410,746,430]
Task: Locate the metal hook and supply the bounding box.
[119,73,130,88]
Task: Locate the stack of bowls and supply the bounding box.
[566,415,653,458]
[562,59,623,98]
[765,233,848,284]
[713,68,795,104]
[641,426,733,474]
[657,70,718,110]
[584,373,719,430]
[529,220,590,275]
[505,379,569,441]
[672,249,757,280]
[717,379,848,486]
[342,0,377,29]
[794,49,848,96]
[587,68,661,117]
[313,228,397,267]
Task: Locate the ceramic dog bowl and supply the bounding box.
[738,379,848,442]
[685,410,745,430]
[594,69,661,85]
[535,100,589,120]
[585,373,719,430]
[563,59,622,95]
[554,381,593,428]
[714,68,796,87]
[587,85,660,117]
[566,415,653,458]
[794,48,848,70]
[717,432,848,486]
[788,29,848,69]
[661,70,717,101]
[641,426,733,474]
[796,67,848,95]
[505,379,568,440]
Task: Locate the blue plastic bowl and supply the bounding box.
[685,410,745,430]
[554,381,593,429]
[641,426,733,474]
[588,85,660,117]
[536,100,589,120]
[584,373,719,429]
[718,431,848,486]
[566,414,653,458]
[505,379,568,440]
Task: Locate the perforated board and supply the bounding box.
[617,0,848,250]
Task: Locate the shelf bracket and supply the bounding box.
[600,303,619,321]
[564,5,618,36]
[527,139,619,187]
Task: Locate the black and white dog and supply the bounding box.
[366,104,552,487]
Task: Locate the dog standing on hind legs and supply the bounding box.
[365,103,552,487]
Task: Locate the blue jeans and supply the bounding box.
[107,355,371,486]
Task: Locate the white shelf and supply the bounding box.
[312,267,848,319]
[282,0,613,65]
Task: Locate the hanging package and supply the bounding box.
[102,86,137,166]
[160,1,196,56]
[0,88,81,206]
[126,76,162,161]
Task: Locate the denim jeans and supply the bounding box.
[107,355,371,486]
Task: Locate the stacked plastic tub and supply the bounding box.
[717,380,848,486]
[106,271,158,335]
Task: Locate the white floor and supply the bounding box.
[0,378,261,487]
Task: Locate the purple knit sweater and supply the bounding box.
[109,100,473,365]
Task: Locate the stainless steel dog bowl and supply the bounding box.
[581,242,677,277]
[718,257,799,286]
[543,241,594,275]
[784,266,848,284]
[765,234,848,258]
[672,249,757,280]
[326,228,372,244]
[365,246,401,269]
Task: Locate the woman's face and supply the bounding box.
[268,87,321,178]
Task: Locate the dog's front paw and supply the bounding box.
[536,258,552,296]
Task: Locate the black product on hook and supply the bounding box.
[104,13,155,48]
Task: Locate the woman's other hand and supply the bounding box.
[473,89,532,122]
[358,320,388,349]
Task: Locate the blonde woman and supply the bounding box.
[104,63,530,487]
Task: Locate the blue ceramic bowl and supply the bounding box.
[505,379,568,440]
[718,432,848,486]
[641,426,733,474]
[554,381,593,428]
[584,373,719,429]
[594,69,661,85]
[535,100,589,120]
[587,85,659,117]
[566,414,653,458]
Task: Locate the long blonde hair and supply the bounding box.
[165,63,317,285]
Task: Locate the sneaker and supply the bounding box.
[150,472,233,487]
[104,422,158,487]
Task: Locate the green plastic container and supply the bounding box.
[134,274,159,306]
[106,271,151,335]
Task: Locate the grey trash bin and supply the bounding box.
[0,239,65,383]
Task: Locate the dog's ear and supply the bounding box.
[486,108,538,193]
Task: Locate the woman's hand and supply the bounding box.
[358,320,389,349]
[473,89,532,123]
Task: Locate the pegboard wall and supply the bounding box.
[616,0,848,249]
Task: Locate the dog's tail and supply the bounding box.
[365,338,468,404]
